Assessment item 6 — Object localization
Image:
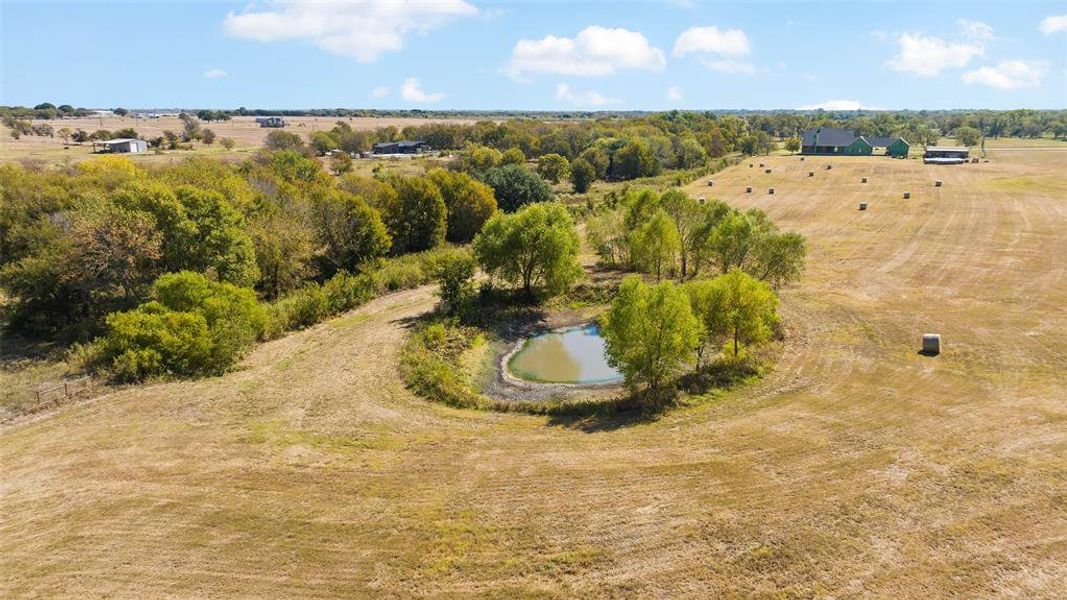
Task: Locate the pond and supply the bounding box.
[506,324,623,385]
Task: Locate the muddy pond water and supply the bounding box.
[506,324,623,385]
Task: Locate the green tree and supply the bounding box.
[501,147,526,165]
[631,209,679,281]
[426,168,497,243]
[536,153,569,183]
[473,202,582,297]
[434,251,476,315]
[219,137,236,150]
[659,189,710,278]
[569,157,596,193]
[112,182,259,286]
[611,139,659,180]
[379,176,447,253]
[309,131,339,156]
[955,126,982,147]
[480,164,553,212]
[456,144,502,173]
[200,128,216,145]
[578,146,610,179]
[264,130,305,152]
[600,276,700,393]
[784,136,801,153]
[102,271,267,380]
[716,268,779,357]
[682,278,729,367]
[250,213,316,299]
[311,191,391,275]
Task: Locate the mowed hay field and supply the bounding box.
[0,115,478,165]
[3,147,1067,598]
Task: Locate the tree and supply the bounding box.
[102,271,267,381]
[501,147,526,165]
[112,182,259,287]
[716,268,779,357]
[201,128,216,145]
[311,191,391,275]
[600,276,699,393]
[264,130,305,152]
[578,146,610,179]
[473,202,582,297]
[611,139,659,180]
[673,137,708,168]
[569,157,596,193]
[749,231,806,289]
[480,164,553,212]
[309,131,338,156]
[426,168,497,243]
[219,137,236,151]
[456,144,502,173]
[955,126,982,147]
[330,151,353,175]
[57,127,72,145]
[434,251,476,315]
[784,137,801,153]
[537,153,569,183]
[250,213,316,299]
[585,207,628,266]
[113,107,129,117]
[659,189,714,278]
[682,278,729,367]
[631,209,679,281]
[379,176,447,253]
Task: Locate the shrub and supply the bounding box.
[101,271,266,380]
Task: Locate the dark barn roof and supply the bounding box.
[802,127,862,148]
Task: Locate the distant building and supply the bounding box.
[801,127,909,158]
[256,116,286,128]
[372,140,431,155]
[867,136,911,158]
[95,138,148,153]
[923,147,969,164]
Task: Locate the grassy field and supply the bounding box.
[2,143,1066,597]
[0,114,479,166]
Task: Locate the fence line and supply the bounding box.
[33,376,93,408]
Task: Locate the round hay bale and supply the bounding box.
[922,333,941,355]
[746,186,753,193]
[903,192,911,199]
[697,196,706,204]
[707,180,714,187]
[765,168,772,174]
[861,177,868,183]
[935,180,942,187]
[759,162,765,168]
[749,163,754,168]
[800,157,805,161]
[859,202,868,211]
[826,164,832,170]
[808,171,814,177]
[768,188,775,195]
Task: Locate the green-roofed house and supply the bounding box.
[801,127,873,155]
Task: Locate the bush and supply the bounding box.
[101,271,266,380]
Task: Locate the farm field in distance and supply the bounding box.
[2,139,1064,597]
[0,114,480,165]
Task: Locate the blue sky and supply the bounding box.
[2,1,1065,110]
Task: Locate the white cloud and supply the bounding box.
[555,83,619,107]
[204,69,226,79]
[223,0,478,62]
[703,59,756,74]
[886,33,984,76]
[1039,14,1067,34]
[957,19,994,42]
[962,60,1046,90]
[667,85,683,102]
[506,26,665,79]
[673,26,750,57]
[799,100,871,110]
[400,78,444,103]
[371,86,389,98]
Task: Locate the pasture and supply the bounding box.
[0,114,477,166]
[2,142,1065,597]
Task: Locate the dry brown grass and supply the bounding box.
[0,115,478,166]
[2,145,1066,598]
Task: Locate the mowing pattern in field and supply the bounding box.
[2,149,1066,598]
